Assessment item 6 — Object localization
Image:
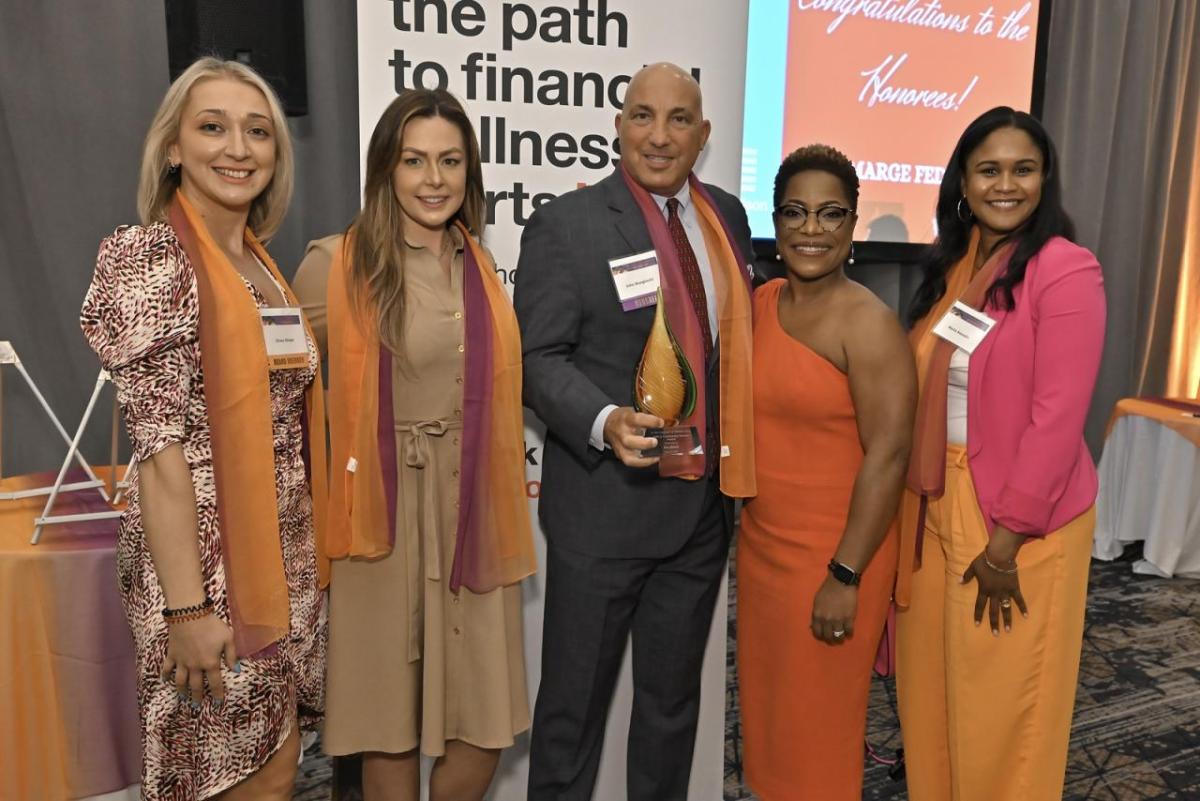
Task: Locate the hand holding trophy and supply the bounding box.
[634,289,703,458]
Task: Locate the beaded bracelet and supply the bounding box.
[163,596,214,620]
[165,607,214,625]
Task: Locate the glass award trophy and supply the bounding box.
[633,290,703,458]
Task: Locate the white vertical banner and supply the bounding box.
[355,2,750,798]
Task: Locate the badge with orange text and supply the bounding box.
[260,308,308,369]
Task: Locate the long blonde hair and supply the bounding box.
[351,89,486,356]
[137,57,294,240]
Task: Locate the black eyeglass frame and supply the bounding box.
[772,203,857,233]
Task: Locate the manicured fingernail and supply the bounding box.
[213,698,224,710]
[974,620,980,627]
[1022,612,1029,618]
[189,699,200,710]
[232,661,242,674]
[992,629,999,637]
[1005,625,1011,632]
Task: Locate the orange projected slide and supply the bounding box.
[742,0,1041,244]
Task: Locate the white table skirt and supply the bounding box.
[1094,415,1200,578]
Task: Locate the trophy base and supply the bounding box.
[640,426,703,458]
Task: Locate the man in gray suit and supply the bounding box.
[514,63,755,800]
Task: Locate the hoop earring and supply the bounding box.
[847,242,856,266]
[956,197,973,222]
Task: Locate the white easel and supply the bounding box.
[0,341,132,543]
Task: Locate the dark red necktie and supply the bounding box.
[666,198,712,365]
[666,197,716,473]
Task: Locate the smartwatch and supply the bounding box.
[827,559,861,586]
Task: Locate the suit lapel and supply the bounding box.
[604,171,722,373]
[965,300,1008,456]
[603,172,655,254]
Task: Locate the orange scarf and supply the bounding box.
[621,170,757,498]
[896,228,1008,607]
[325,222,536,592]
[168,191,329,657]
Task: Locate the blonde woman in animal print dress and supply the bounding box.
[80,59,327,801]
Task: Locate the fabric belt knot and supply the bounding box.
[401,419,452,469]
[394,417,464,662]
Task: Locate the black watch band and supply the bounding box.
[827,559,861,586]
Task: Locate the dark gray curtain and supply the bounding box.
[1042,0,1200,448]
[0,0,359,476]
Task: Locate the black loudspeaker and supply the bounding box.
[165,0,309,116]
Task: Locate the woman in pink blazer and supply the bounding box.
[895,107,1106,801]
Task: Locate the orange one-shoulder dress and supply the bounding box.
[737,279,898,801]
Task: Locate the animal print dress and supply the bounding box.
[80,222,326,800]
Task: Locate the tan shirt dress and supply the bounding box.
[292,229,529,757]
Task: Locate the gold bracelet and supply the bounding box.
[983,552,1018,574]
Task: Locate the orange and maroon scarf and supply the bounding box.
[896,228,1009,607]
[325,221,536,593]
[168,191,329,657]
[620,167,756,498]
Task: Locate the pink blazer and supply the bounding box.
[967,237,1106,537]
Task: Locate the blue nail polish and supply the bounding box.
[232,660,242,674]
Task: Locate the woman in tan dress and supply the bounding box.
[293,89,536,801]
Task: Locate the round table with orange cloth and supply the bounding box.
[0,467,140,801]
[736,280,898,801]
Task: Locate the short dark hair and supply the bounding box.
[772,144,860,211]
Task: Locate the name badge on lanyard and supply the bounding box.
[931,301,996,354]
[260,307,309,370]
[609,250,661,311]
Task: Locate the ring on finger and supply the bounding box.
[832,629,846,638]
[1000,599,1012,609]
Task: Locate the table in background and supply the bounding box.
[0,468,140,801]
[1093,398,1200,578]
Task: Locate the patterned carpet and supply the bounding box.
[724,544,1200,801]
[293,546,1200,800]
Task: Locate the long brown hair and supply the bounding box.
[350,89,486,356]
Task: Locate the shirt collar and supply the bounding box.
[650,183,692,216]
[403,223,466,253]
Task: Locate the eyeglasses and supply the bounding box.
[773,203,855,233]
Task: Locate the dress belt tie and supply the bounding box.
[394,417,464,663]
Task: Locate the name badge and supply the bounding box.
[931,301,996,354]
[609,250,660,311]
[260,307,309,370]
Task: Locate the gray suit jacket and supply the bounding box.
[514,169,754,559]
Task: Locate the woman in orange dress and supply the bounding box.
[737,145,916,801]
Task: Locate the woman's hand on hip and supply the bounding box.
[160,614,238,705]
[811,575,858,645]
[962,525,1029,636]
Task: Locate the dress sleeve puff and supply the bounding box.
[80,222,200,462]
